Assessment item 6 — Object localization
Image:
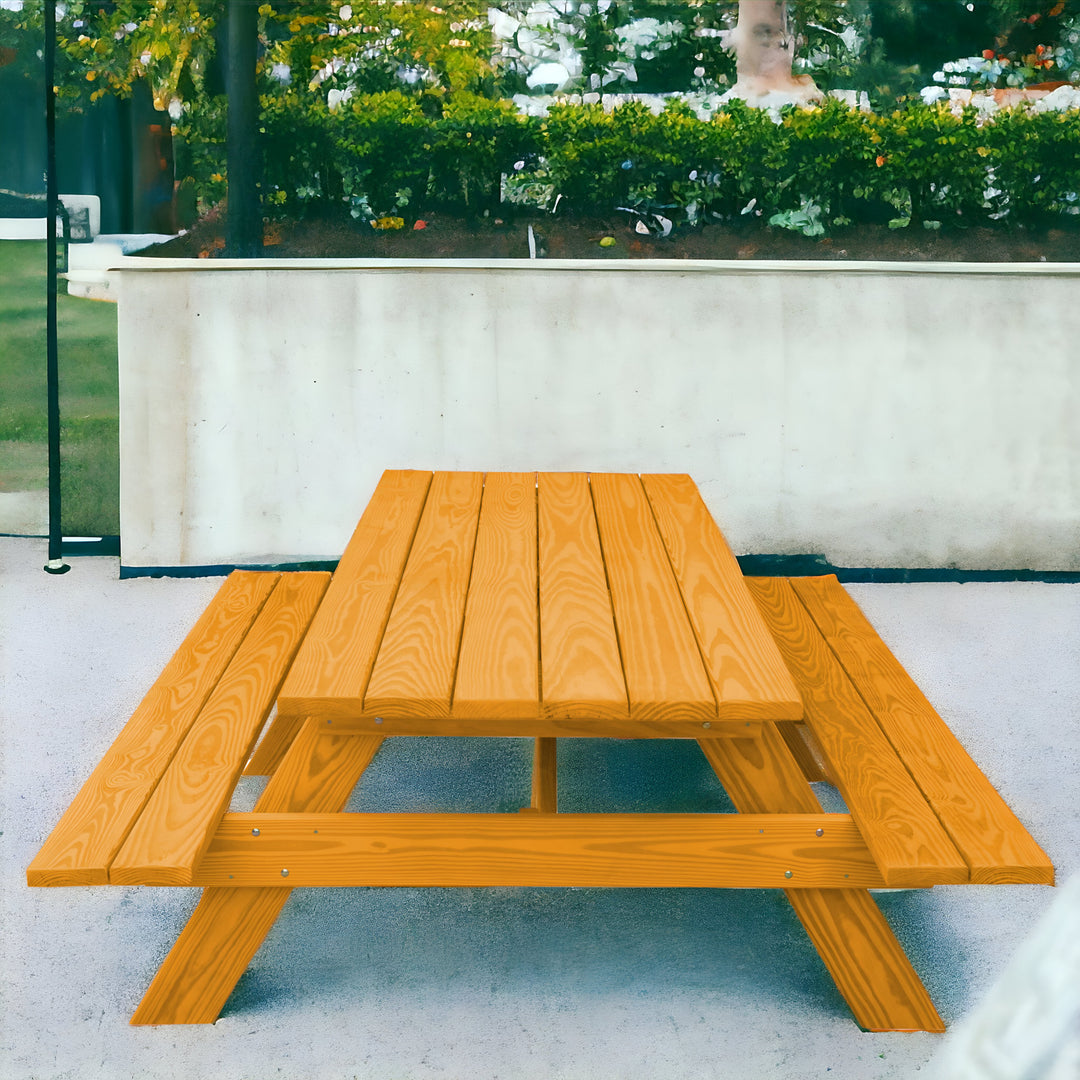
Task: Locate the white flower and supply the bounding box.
[339,4,352,19]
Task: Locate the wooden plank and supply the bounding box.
[589,473,715,723]
[276,470,431,718]
[242,709,303,777]
[27,572,278,888]
[314,713,760,739]
[363,471,484,719]
[530,738,558,813]
[110,573,331,886]
[700,727,944,1032]
[130,720,383,1025]
[641,474,803,721]
[745,578,969,888]
[453,473,540,718]
[537,472,628,722]
[777,721,831,783]
[193,812,886,889]
[791,575,1054,886]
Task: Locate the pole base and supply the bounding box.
[43,559,71,575]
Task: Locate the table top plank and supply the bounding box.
[590,473,716,722]
[642,474,802,721]
[277,470,432,717]
[453,473,540,718]
[538,472,629,721]
[364,471,484,718]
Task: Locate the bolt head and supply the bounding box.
[784,870,793,879]
[815,828,824,837]
[281,868,289,877]
[251,827,260,837]
[702,721,711,729]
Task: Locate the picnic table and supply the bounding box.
[28,471,1054,1029]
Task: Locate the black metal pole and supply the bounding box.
[44,0,69,574]
[226,0,261,257]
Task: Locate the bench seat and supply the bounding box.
[27,571,329,887]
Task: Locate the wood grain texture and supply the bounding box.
[313,713,760,739]
[531,737,558,812]
[642,474,802,720]
[242,709,303,777]
[130,720,383,1025]
[589,473,715,722]
[699,725,944,1031]
[746,577,969,889]
[110,573,331,886]
[791,575,1054,886]
[777,721,831,783]
[27,572,278,887]
[537,472,629,721]
[364,471,483,719]
[276,470,431,717]
[194,812,886,889]
[453,473,540,718]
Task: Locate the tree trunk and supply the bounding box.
[726,0,821,105]
[226,0,261,257]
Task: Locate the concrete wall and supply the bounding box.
[115,258,1080,570]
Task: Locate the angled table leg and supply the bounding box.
[131,720,383,1025]
[699,724,945,1032]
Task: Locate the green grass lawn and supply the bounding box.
[0,240,119,535]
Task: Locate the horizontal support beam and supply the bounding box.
[293,712,763,740]
[180,812,890,889]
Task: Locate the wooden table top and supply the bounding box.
[278,471,802,738]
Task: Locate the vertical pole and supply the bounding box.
[43,0,69,575]
[226,0,261,257]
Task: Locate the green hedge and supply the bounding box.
[181,94,1080,232]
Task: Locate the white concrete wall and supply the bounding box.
[115,258,1080,570]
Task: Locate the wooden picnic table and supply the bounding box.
[28,470,1053,1030]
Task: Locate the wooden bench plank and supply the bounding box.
[745,577,969,888]
[131,721,384,1025]
[590,473,716,723]
[537,472,628,721]
[453,473,540,718]
[194,812,887,889]
[275,469,432,722]
[26,572,279,887]
[791,575,1054,886]
[364,471,484,719]
[642,473,803,721]
[700,726,945,1032]
[110,573,331,886]
[530,737,558,813]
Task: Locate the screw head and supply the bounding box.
[702,721,711,729]
[375,716,384,725]
[251,827,260,837]
[784,870,793,879]
[281,868,289,877]
[815,828,824,837]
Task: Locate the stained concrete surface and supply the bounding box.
[1,537,1076,1080]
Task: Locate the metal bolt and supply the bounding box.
[815,828,824,837]
[281,868,289,878]
[702,721,711,730]
[251,828,260,837]
[784,870,793,879]
[375,717,384,725]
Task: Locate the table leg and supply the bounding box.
[699,725,945,1032]
[131,721,383,1025]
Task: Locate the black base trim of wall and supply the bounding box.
[736,554,1080,584]
[62,535,120,557]
[120,559,339,579]
[118,553,1080,584]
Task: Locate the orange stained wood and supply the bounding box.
[589,473,716,722]
[130,721,385,1026]
[746,577,969,888]
[700,723,944,1032]
[364,471,484,718]
[453,472,540,718]
[537,472,628,721]
[791,575,1054,886]
[642,474,802,721]
[276,470,431,718]
[27,571,278,887]
[110,573,331,886]
[193,812,887,889]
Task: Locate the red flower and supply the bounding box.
[875,155,886,168]
[982,48,995,60]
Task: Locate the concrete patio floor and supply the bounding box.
[1,536,1077,1080]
